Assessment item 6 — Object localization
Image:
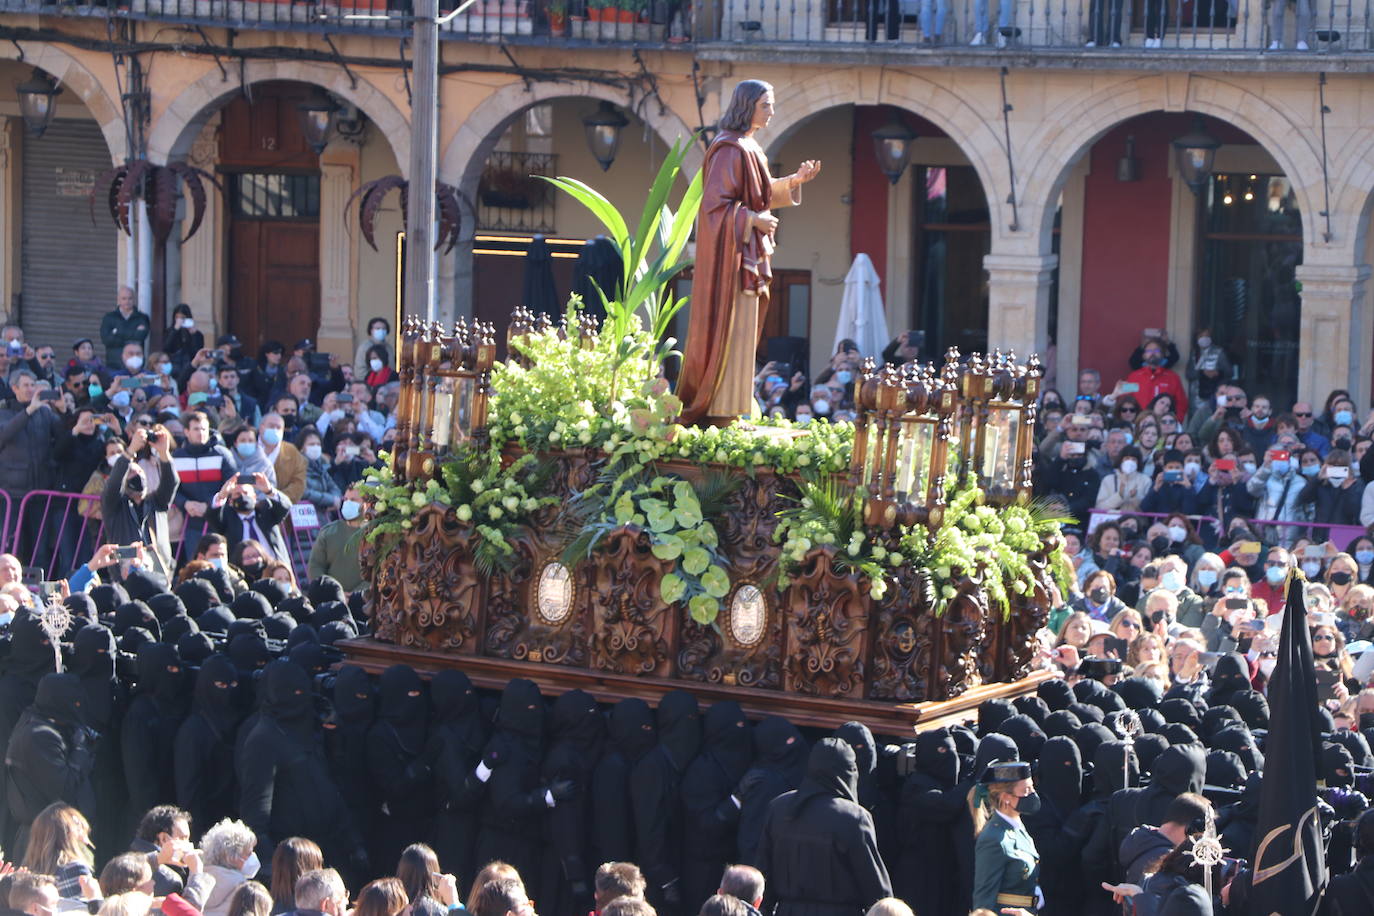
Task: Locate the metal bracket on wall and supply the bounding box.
[999,66,1020,233]
[323,33,360,91]
[1318,72,1333,244]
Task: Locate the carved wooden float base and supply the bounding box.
[338,635,1054,735]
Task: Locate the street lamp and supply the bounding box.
[582,101,629,172]
[16,68,62,137]
[298,91,341,155]
[1171,116,1221,196]
[871,113,918,185]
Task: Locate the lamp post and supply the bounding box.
[1172,117,1221,196]
[406,0,440,322]
[871,113,918,185]
[582,101,629,171]
[16,68,62,137]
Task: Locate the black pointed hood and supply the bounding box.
[261,659,315,739]
[1037,678,1076,711]
[175,579,219,618]
[34,672,85,727]
[1091,740,1139,798]
[700,701,752,784]
[378,664,427,753]
[332,664,375,728]
[6,609,59,681]
[788,737,858,818]
[193,654,241,738]
[753,715,807,782]
[834,720,877,777]
[1037,736,1084,818]
[656,689,701,770]
[550,688,603,754]
[913,726,959,789]
[495,677,544,747]
[997,714,1047,760]
[135,641,184,710]
[609,697,657,762]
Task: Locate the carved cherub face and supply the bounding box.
[893,621,916,655]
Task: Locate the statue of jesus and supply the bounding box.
[677,80,821,426]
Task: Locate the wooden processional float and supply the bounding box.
[343,312,1061,733]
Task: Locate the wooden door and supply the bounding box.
[228,220,320,352]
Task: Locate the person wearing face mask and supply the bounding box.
[1044,437,1102,529]
[1095,446,1150,513]
[198,817,260,916]
[307,487,368,592]
[299,430,343,513]
[102,425,179,581]
[1247,443,1311,544]
[1184,327,1231,409]
[969,760,1041,915]
[256,413,306,503]
[1299,449,1364,534]
[230,427,278,492]
[1348,537,1374,584]
[164,305,205,374]
[209,472,293,567]
[1140,450,1200,517]
[1248,547,1295,616]
[1124,337,1188,420]
[354,319,392,378]
[362,345,395,392]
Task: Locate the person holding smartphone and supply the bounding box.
[101,424,179,580]
[1299,448,1364,531]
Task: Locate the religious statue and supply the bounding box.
[677,80,821,426]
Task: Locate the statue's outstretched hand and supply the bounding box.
[795,160,822,184]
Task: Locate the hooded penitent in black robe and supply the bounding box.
[366,664,434,869]
[174,654,240,831]
[67,624,125,856]
[474,678,548,898]
[592,698,656,866]
[4,673,95,853]
[237,660,362,868]
[1025,736,1086,916]
[121,642,187,826]
[427,669,486,886]
[738,716,807,867]
[895,726,967,916]
[0,611,59,761]
[682,701,752,915]
[833,721,895,860]
[1065,741,1140,916]
[325,664,376,890]
[632,689,701,915]
[539,689,605,916]
[755,738,892,916]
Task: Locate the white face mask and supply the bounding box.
[1184,461,1201,476]
[1168,524,1187,542]
[371,327,387,342]
[240,852,260,879]
[1259,658,1276,677]
[1120,459,1138,475]
[106,454,121,468]
[180,318,195,330]
[369,358,384,373]
[304,444,323,461]
[813,399,831,416]
[126,355,144,371]
[1302,561,1323,578]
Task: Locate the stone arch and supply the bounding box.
[1328,127,1374,258]
[763,70,1009,233]
[1,42,127,161]
[146,59,410,169]
[440,79,700,191]
[1019,74,1324,252]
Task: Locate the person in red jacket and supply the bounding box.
[1124,337,1188,419]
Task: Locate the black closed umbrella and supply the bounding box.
[522,234,561,318]
[571,234,623,321]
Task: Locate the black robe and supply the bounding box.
[591,698,656,866]
[681,701,752,914]
[0,610,59,761]
[68,624,126,858]
[174,654,241,831]
[539,689,604,916]
[120,642,187,828]
[895,727,967,916]
[632,689,701,914]
[1025,736,1085,916]
[474,678,547,898]
[4,673,95,853]
[324,664,376,890]
[1063,741,1140,916]
[237,660,361,867]
[755,738,892,916]
[737,716,807,867]
[428,669,487,887]
[366,664,433,870]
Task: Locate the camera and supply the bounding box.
[114,545,140,561]
[1150,608,1168,625]
[1079,655,1124,681]
[308,352,332,374]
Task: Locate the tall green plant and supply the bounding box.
[541,135,703,376]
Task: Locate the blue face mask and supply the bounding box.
[157,362,172,376]
[207,377,220,392]
[261,427,283,446]
[88,382,103,398]
[1272,460,1291,474]
[1358,549,1374,566]
[1335,410,1354,426]
[835,369,854,385]
[1197,569,1218,589]
[110,390,131,409]
[340,499,362,521]
[1265,565,1287,584]
[235,442,257,458]
[1301,464,1321,477]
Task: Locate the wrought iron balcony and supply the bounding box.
[1,0,1372,60]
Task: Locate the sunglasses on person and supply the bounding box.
[1118,620,1142,630]
[1313,633,1336,642]
[1295,412,1313,418]
[1121,406,1139,414]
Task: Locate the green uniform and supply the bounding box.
[307,518,366,591]
[972,811,1041,914]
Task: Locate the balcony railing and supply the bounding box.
[2,0,1372,54]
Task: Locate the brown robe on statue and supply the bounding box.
[677,131,800,425]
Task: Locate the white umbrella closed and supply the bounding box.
[833,253,888,360]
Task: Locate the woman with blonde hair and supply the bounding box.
[969,761,1040,914]
[1056,612,1094,651]
[21,802,95,899]
[465,862,522,914]
[1108,609,1145,644]
[1337,583,1374,642]
[1127,632,1166,671]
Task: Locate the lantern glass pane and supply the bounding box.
[431,374,454,453]
[451,375,476,444]
[982,407,1020,492]
[896,420,935,503]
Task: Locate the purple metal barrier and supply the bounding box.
[11,490,105,579]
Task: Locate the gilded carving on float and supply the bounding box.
[728,584,766,647]
[536,561,574,624]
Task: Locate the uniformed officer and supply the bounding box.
[971,760,1043,915]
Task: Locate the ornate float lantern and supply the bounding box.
[953,348,1042,505]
